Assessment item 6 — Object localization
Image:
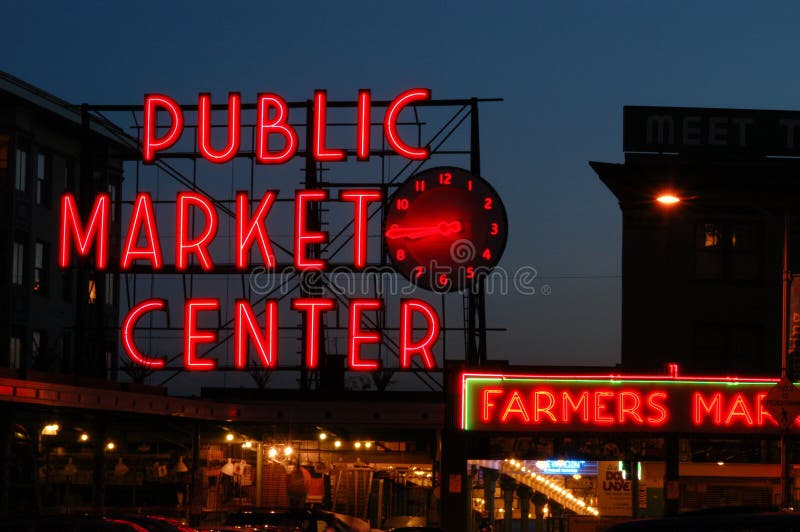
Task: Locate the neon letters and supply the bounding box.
[143,88,431,163]
[463,373,792,434]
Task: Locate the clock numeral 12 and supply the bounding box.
[439,172,452,185]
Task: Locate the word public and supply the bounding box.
[143,88,431,163]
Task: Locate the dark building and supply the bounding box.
[0,71,134,381]
[591,106,800,376]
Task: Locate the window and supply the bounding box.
[31,330,42,364]
[64,159,75,191]
[105,272,114,306]
[15,147,27,192]
[36,152,51,206]
[108,183,116,221]
[9,336,21,369]
[695,222,760,281]
[62,271,73,301]
[693,323,763,373]
[34,241,48,295]
[12,240,24,285]
[105,349,114,380]
[88,279,97,304]
[0,134,9,177]
[61,332,72,372]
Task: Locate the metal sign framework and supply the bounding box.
[82,96,503,392]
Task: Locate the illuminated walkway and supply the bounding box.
[472,459,600,517]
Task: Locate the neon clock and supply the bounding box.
[384,166,508,292]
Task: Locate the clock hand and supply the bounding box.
[385,221,463,240]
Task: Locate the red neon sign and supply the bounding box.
[462,372,785,434]
[143,89,431,163]
[119,297,440,372]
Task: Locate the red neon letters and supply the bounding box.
[143,94,183,163]
[236,191,277,269]
[143,89,430,163]
[339,190,382,269]
[120,298,440,371]
[477,387,670,428]
[59,193,109,269]
[294,190,328,270]
[465,375,795,433]
[348,299,382,371]
[198,92,241,163]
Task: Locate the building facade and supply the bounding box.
[591,106,800,376]
[0,71,133,381]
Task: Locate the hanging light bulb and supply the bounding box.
[284,446,293,457]
[114,457,129,477]
[268,447,278,459]
[175,456,189,473]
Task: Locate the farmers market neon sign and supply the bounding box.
[461,372,794,433]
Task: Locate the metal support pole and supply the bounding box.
[782,208,793,508]
[189,422,201,527]
[256,441,263,507]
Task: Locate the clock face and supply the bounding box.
[384,166,508,292]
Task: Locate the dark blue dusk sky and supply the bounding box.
[5,1,800,383]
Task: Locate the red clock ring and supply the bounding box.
[383,166,508,292]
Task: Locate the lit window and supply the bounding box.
[15,147,27,192]
[36,153,50,206]
[9,337,21,369]
[12,241,24,286]
[695,222,760,281]
[703,224,721,248]
[88,279,97,304]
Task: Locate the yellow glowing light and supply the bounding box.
[656,193,681,205]
[354,441,362,449]
[268,447,278,458]
[334,440,342,448]
[79,433,89,442]
[225,433,234,442]
[364,441,372,449]
[284,446,293,456]
[41,424,60,436]
[242,441,253,449]
[106,442,115,451]
[319,432,327,441]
